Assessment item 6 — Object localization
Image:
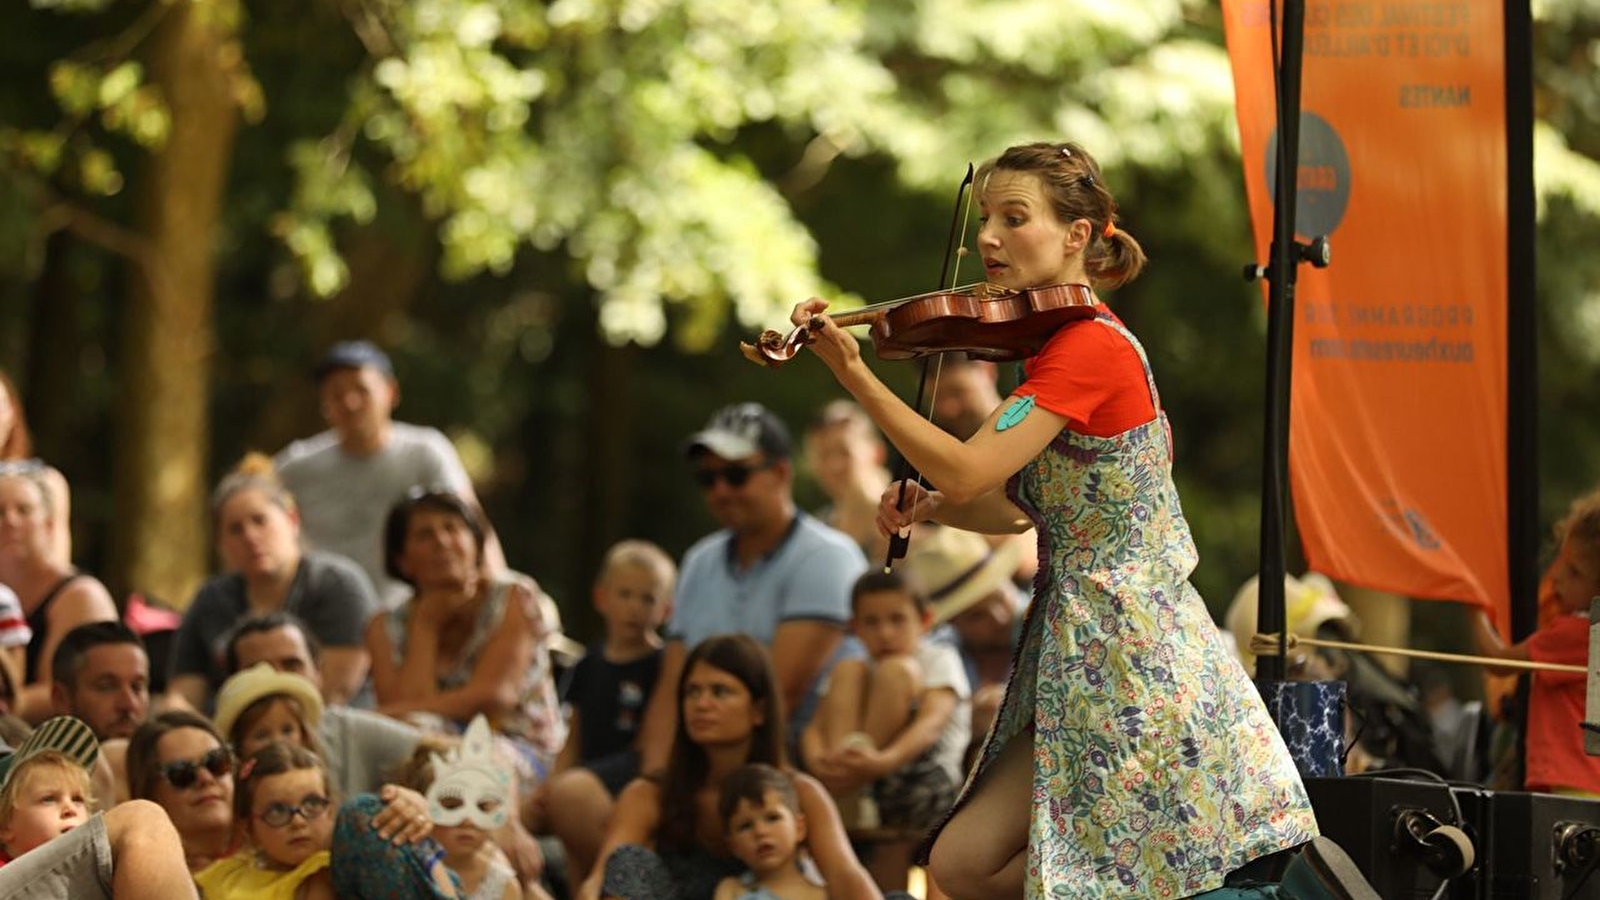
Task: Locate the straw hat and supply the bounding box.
[902,526,1023,625]
[213,663,324,741]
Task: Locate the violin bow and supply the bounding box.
[883,162,976,572]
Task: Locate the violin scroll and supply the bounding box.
[739,319,824,368]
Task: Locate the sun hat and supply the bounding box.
[212,662,324,741]
[902,526,1023,625]
[0,716,100,789]
[1226,571,1357,670]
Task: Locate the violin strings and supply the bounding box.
[847,281,994,316]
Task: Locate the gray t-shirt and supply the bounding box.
[319,704,423,796]
[171,551,379,701]
[0,809,112,899]
[276,422,472,609]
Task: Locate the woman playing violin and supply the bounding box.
[791,142,1361,900]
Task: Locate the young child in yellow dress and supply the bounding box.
[194,742,336,900]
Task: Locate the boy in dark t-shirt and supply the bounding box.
[539,540,675,879]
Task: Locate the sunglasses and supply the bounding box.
[160,747,233,790]
[693,461,771,489]
[255,794,332,828]
[0,458,45,477]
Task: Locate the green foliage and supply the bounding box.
[11,26,173,200]
[1530,0,1600,536]
[269,0,1243,348]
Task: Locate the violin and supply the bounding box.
[740,280,1099,368]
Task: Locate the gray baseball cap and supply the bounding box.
[684,403,792,461]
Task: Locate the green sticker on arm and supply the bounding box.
[996,394,1036,432]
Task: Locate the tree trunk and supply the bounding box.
[111,0,241,607]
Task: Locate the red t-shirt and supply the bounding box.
[1524,613,1600,793]
[1014,310,1157,437]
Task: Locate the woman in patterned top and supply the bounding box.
[791,141,1376,900]
[367,489,565,790]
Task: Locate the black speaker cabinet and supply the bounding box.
[1304,776,1471,900]
[1449,788,1600,900]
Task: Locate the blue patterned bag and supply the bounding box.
[1257,680,1347,778]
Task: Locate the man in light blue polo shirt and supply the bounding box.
[638,402,866,775]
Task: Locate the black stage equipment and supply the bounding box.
[1305,776,1475,900]
[1449,788,1600,900]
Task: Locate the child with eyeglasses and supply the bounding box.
[194,741,338,899]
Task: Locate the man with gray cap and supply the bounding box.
[636,402,866,774]
[276,339,503,608]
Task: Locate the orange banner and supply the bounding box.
[1222,0,1509,622]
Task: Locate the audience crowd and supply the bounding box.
[6,334,1595,900]
[0,345,1035,900]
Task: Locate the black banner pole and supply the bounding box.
[1252,0,1310,685]
[1504,0,1538,789]
[1503,0,1537,641]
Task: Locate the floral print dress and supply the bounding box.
[385,575,567,779]
[947,315,1319,899]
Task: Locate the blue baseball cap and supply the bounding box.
[314,340,394,382]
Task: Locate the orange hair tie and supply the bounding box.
[1102,221,1116,240]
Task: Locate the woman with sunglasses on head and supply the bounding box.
[0,370,71,569]
[0,460,117,723]
[366,489,564,799]
[167,454,380,712]
[789,142,1377,900]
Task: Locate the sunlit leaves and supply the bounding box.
[1535,124,1600,218]
[96,61,140,107]
[272,140,379,297]
[276,0,1249,345]
[16,37,171,201]
[287,0,897,344]
[49,61,101,116]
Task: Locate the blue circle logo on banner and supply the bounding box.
[1264,112,1351,239]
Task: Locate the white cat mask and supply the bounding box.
[426,715,511,829]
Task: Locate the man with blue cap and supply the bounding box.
[276,339,504,608]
